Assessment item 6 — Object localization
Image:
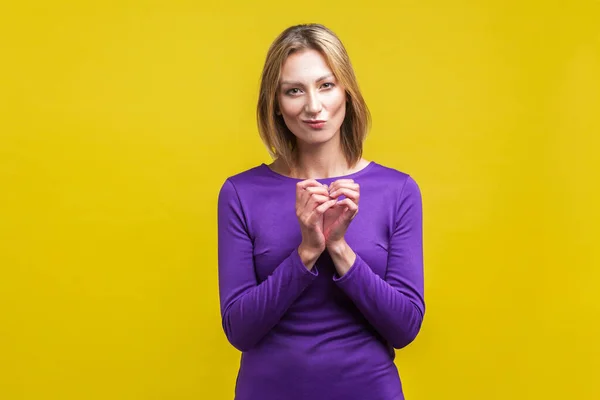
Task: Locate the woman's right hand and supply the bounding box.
[296,179,337,269]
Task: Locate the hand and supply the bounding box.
[323,179,360,246]
[296,179,338,268]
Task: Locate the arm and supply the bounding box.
[217,179,319,352]
[330,176,425,349]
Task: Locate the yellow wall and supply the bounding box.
[1,1,599,399]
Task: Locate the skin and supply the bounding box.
[269,48,369,276]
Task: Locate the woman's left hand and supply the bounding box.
[323,179,360,246]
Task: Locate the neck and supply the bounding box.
[289,134,351,179]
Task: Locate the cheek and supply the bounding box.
[279,97,302,118]
[327,90,347,116]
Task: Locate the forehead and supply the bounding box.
[280,49,333,81]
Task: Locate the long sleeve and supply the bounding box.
[333,176,425,349]
[217,179,319,352]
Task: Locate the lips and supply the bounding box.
[303,120,326,129]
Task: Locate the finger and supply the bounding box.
[328,186,359,200]
[303,185,330,208]
[305,186,330,196]
[305,193,332,210]
[337,198,358,209]
[328,179,354,190]
[297,179,325,191]
[329,187,360,203]
[304,198,336,227]
[336,198,359,218]
[297,180,326,207]
[330,181,359,197]
[313,198,338,215]
[329,182,360,193]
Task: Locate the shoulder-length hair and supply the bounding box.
[257,23,371,169]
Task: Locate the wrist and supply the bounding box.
[327,240,356,277]
[298,243,322,270]
[326,239,349,256]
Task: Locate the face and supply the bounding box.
[277,49,347,146]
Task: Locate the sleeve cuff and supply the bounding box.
[332,252,363,283]
[290,248,319,277]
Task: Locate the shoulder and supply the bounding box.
[368,162,421,198]
[219,164,269,191]
[226,163,267,183]
[218,163,281,208]
[369,163,422,225]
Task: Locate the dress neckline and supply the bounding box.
[261,161,377,182]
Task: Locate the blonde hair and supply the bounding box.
[257,23,371,169]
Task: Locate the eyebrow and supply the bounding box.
[280,74,334,86]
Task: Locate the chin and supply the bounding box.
[303,134,337,146]
[296,128,339,145]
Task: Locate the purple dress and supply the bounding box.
[217,162,425,400]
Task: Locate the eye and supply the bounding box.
[285,88,302,96]
[322,82,335,89]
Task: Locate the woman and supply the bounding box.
[217,23,425,400]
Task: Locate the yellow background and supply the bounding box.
[1,1,599,399]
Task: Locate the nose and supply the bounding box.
[304,91,322,114]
